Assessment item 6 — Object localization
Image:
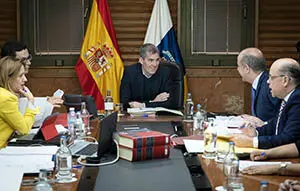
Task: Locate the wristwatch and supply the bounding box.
[279,162,289,175]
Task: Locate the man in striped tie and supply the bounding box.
[232,58,300,149]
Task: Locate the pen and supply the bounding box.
[72,165,82,169]
[124,127,140,130]
[260,152,265,157]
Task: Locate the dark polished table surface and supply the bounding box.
[20,114,184,191]
[20,113,300,191]
[199,155,300,191]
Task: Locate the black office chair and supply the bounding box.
[63,94,98,119]
[160,61,184,109]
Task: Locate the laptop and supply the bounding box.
[9,112,62,146]
[68,111,118,157]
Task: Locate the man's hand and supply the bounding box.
[240,122,257,137]
[129,101,145,108]
[279,180,300,191]
[242,164,280,175]
[250,150,268,161]
[240,114,265,127]
[47,96,64,108]
[151,92,170,102]
[230,134,253,147]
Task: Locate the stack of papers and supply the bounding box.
[127,107,183,116]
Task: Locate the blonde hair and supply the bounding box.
[0,56,25,91]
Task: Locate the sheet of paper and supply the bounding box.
[0,155,54,174]
[239,160,291,171]
[19,97,54,127]
[0,146,58,155]
[0,165,24,191]
[217,139,260,153]
[183,139,204,153]
[0,146,58,174]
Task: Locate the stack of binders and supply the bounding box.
[113,128,170,162]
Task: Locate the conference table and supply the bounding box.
[199,156,300,191]
[19,114,300,191]
[19,114,184,191]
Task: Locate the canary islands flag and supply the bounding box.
[144,0,188,99]
[75,0,124,110]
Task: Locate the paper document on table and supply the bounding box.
[127,107,183,116]
[0,165,24,191]
[0,146,58,155]
[19,97,54,127]
[239,161,291,171]
[0,155,54,174]
[0,146,58,174]
[217,139,261,153]
[183,139,204,153]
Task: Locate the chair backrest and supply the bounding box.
[160,61,184,109]
[63,94,98,119]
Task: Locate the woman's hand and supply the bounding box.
[279,179,300,191]
[250,150,268,161]
[242,164,280,175]
[19,86,34,104]
[47,96,64,108]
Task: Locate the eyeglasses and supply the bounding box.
[20,54,32,62]
[268,74,285,81]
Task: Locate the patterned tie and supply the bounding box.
[251,88,256,116]
[275,100,286,135]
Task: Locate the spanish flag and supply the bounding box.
[75,0,124,110]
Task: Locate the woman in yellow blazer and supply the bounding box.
[0,56,39,148]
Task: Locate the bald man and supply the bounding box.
[237,48,281,122]
[232,58,300,149]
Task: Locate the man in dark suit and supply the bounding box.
[232,58,300,149]
[120,43,177,109]
[237,48,281,122]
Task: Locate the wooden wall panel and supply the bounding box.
[0,0,17,47]
[108,0,178,65]
[186,67,249,114]
[6,0,300,114]
[258,0,300,65]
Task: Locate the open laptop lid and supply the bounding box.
[97,111,118,157]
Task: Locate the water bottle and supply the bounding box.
[55,136,72,183]
[184,92,194,120]
[193,104,206,135]
[104,90,114,116]
[223,142,239,190]
[260,181,268,191]
[81,102,91,135]
[74,111,85,138]
[33,169,53,191]
[203,119,217,158]
[67,107,76,129]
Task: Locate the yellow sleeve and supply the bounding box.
[2,96,40,135]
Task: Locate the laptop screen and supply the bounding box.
[97,111,118,157]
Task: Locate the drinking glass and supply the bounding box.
[227,176,244,191]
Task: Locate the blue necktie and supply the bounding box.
[251,88,256,116]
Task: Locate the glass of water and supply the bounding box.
[227,176,244,191]
[216,146,227,163]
